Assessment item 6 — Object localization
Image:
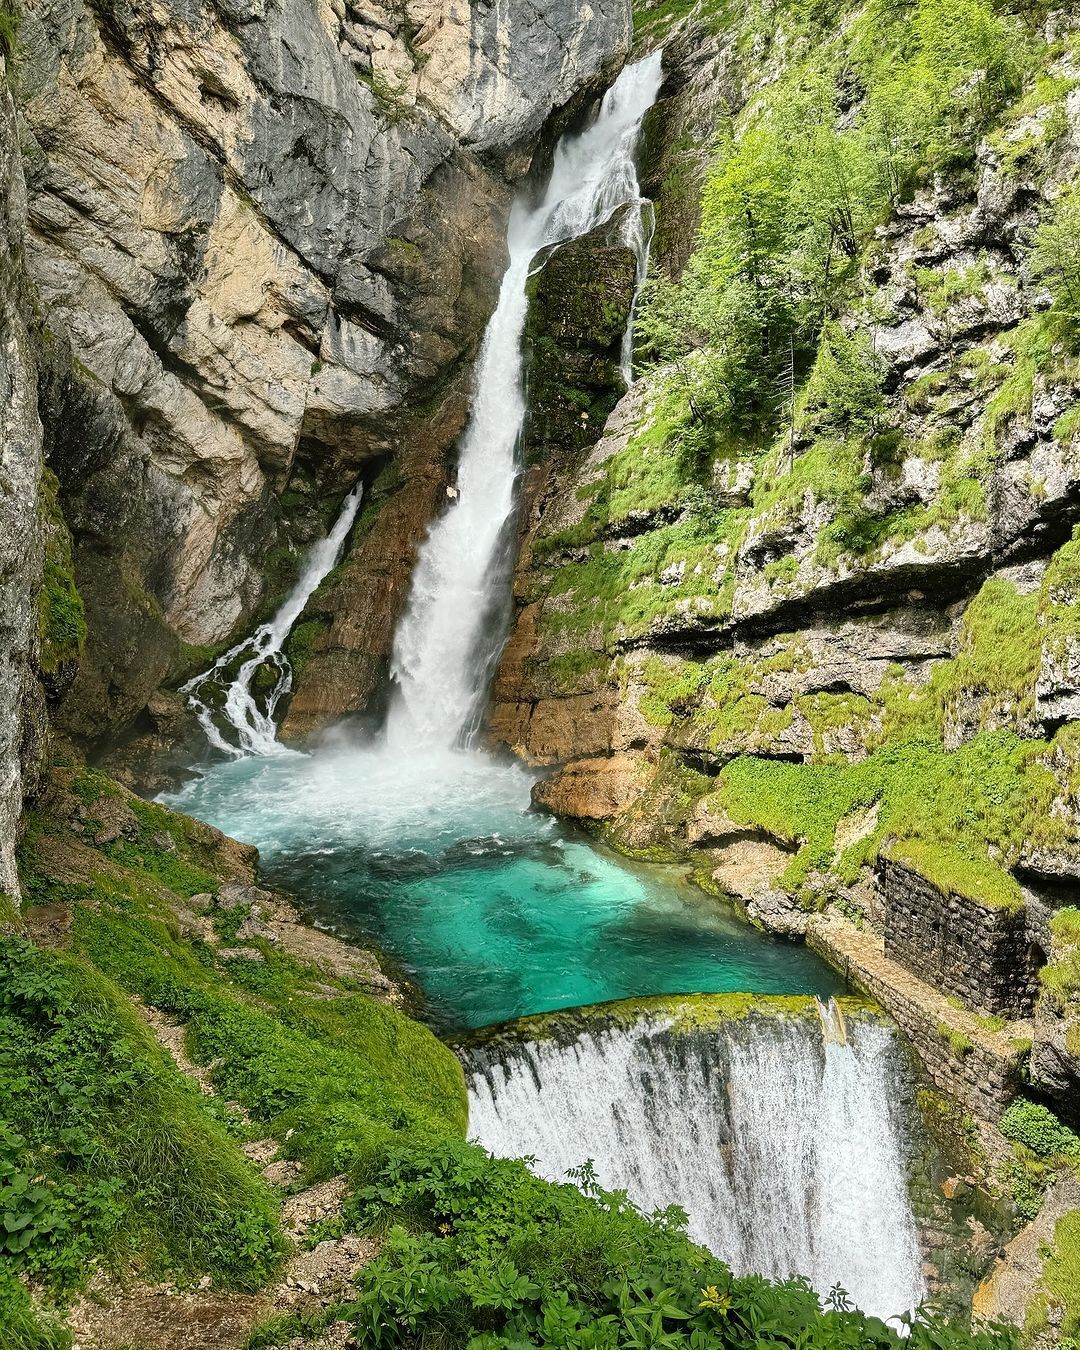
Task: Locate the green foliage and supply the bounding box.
[37,471,86,675]
[1041,907,1080,1010]
[340,1139,1015,1349]
[0,0,17,61]
[1030,185,1080,322]
[1000,1099,1080,1161]
[638,658,707,728]
[283,618,328,680]
[74,902,466,1179]
[11,769,467,1327]
[801,325,887,436]
[0,1270,70,1350]
[0,938,283,1295]
[935,1022,974,1058]
[636,0,1029,453]
[711,729,1046,906]
[1030,1209,1080,1342]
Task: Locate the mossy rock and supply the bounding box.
[453,990,878,1053]
[521,214,637,464]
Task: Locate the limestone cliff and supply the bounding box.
[0,65,47,900]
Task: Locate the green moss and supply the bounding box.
[916,1086,985,1178]
[911,256,997,318]
[1028,1209,1080,1341]
[1041,906,1080,1010]
[539,506,741,647]
[458,991,873,1049]
[935,1021,974,1057]
[282,618,329,681]
[637,656,706,727]
[37,471,86,675]
[533,648,612,694]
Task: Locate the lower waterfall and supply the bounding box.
[465,1006,927,1324]
[181,483,363,756]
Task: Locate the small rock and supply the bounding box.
[217,946,266,963]
[942,1175,970,1200]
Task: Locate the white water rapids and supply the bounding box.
[466,1008,927,1325]
[386,51,664,753]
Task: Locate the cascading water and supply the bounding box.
[465,1005,927,1325]
[385,51,664,754]
[619,197,656,382]
[181,484,363,756]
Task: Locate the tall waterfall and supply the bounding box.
[385,52,664,753]
[182,485,363,756]
[465,1008,927,1325]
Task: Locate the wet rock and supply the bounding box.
[532,753,651,820]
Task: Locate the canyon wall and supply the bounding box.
[6,0,632,757]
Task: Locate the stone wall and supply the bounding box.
[883,861,1040,1018]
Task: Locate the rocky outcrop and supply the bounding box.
[974,1175,1080,1341]
[0,69,46,902]
[487,9,1080,1207]
[9,0,632,749]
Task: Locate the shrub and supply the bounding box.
[329,1140,1018,1350]
[1000,1099,1080,1161]
[1030,186,1080,322]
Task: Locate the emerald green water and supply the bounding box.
[165,741,841,1032]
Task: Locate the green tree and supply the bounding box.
[1030,187,1080,321]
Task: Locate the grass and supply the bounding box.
[1041,907,1080,1010]
[708,729,1046,907]
[0,0,17,61]
[0,939,284,1297]
[8,766,466,1321]
[1030,1209,1080,1342]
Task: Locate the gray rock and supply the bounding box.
[0,76,47,902]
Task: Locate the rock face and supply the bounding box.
[0,70,46,900]
[7,0,632,749]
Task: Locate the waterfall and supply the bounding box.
[465,1006,926,1325]
[619,197,656,383]
[385,51,664,754]
[181,485,363,756]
